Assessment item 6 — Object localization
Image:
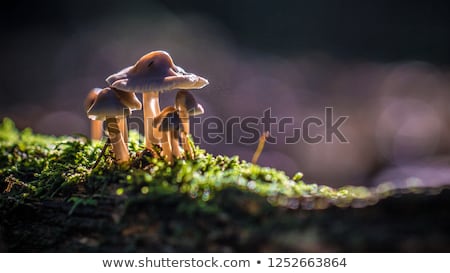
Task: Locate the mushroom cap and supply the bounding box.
[189,104,204,116]
[175,90,205,116]
[86,87,131,120]
[84,88,102,111]
[113,88,142,110]
[153,106,184,132]
[105,50,209,93]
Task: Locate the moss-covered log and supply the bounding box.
[1,189,450,252]
[1,118,449,252]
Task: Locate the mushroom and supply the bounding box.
[175,90,205,158]
[84,88,141,142]
[86,87,140,163]
[84,88,103,140]
[105,50,208,150]
[113,89,142,143]
[153,106,182,164]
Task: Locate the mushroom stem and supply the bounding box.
[171,130,182,159]
[178,105,190,135]
[105,117,129,163]
[143,92,161,148]
[181,131,195,159]
[90,120,104,140]
[161,130,173,164]
[178,106,194,158]
[118,117,128,144]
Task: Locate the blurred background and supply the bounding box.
[1,0,450,187]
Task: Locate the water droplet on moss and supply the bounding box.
[201,190,210,201]
[144,173,152,183]
[141,186,149,194]
[247,180,256,190]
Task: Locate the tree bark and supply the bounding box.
[1,189,450,252]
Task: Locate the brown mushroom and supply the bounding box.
[84,88,140,144]
[153,106,183,164]
[105,50,208,150]
[113,89,142,143]
[84,88,103,140]
[175,90,205,158]
[86,88,139,163]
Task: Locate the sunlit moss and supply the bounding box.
[0,118,404,210]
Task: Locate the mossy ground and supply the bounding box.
[1,118,449,252]
[0,118,383,209]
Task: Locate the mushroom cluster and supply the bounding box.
[84,50,208,164]
[153,90,205,164]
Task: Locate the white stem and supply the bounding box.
[143,92,161,149]
[105,117,129,163]
[171,130,181,159]
[90,120,103,140]
[178,107,193,158]
[118,118,128,144]
[181,131,194,159]
[162,130,173,164]
[179,107,190,135]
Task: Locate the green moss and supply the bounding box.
[0,118,386,210]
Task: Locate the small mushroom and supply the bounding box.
[153,106,183,164]
[84,88,103,140]
[175,90,205,158]
[113,89,142,143]
[105,50,208,150]
[86,88,139,163]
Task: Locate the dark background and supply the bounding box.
[1,0,450,186]
[2,1,450,62]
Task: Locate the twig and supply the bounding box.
[252,131,269,164]
[92,138,111,170]
[3,175,28,193]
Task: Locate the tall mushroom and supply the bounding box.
[114,89,142,143]
[153,106,182,164]
[86,88,140,163]
[175,90,205,159]
[84,88,103,140]
[105,50,208,150]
